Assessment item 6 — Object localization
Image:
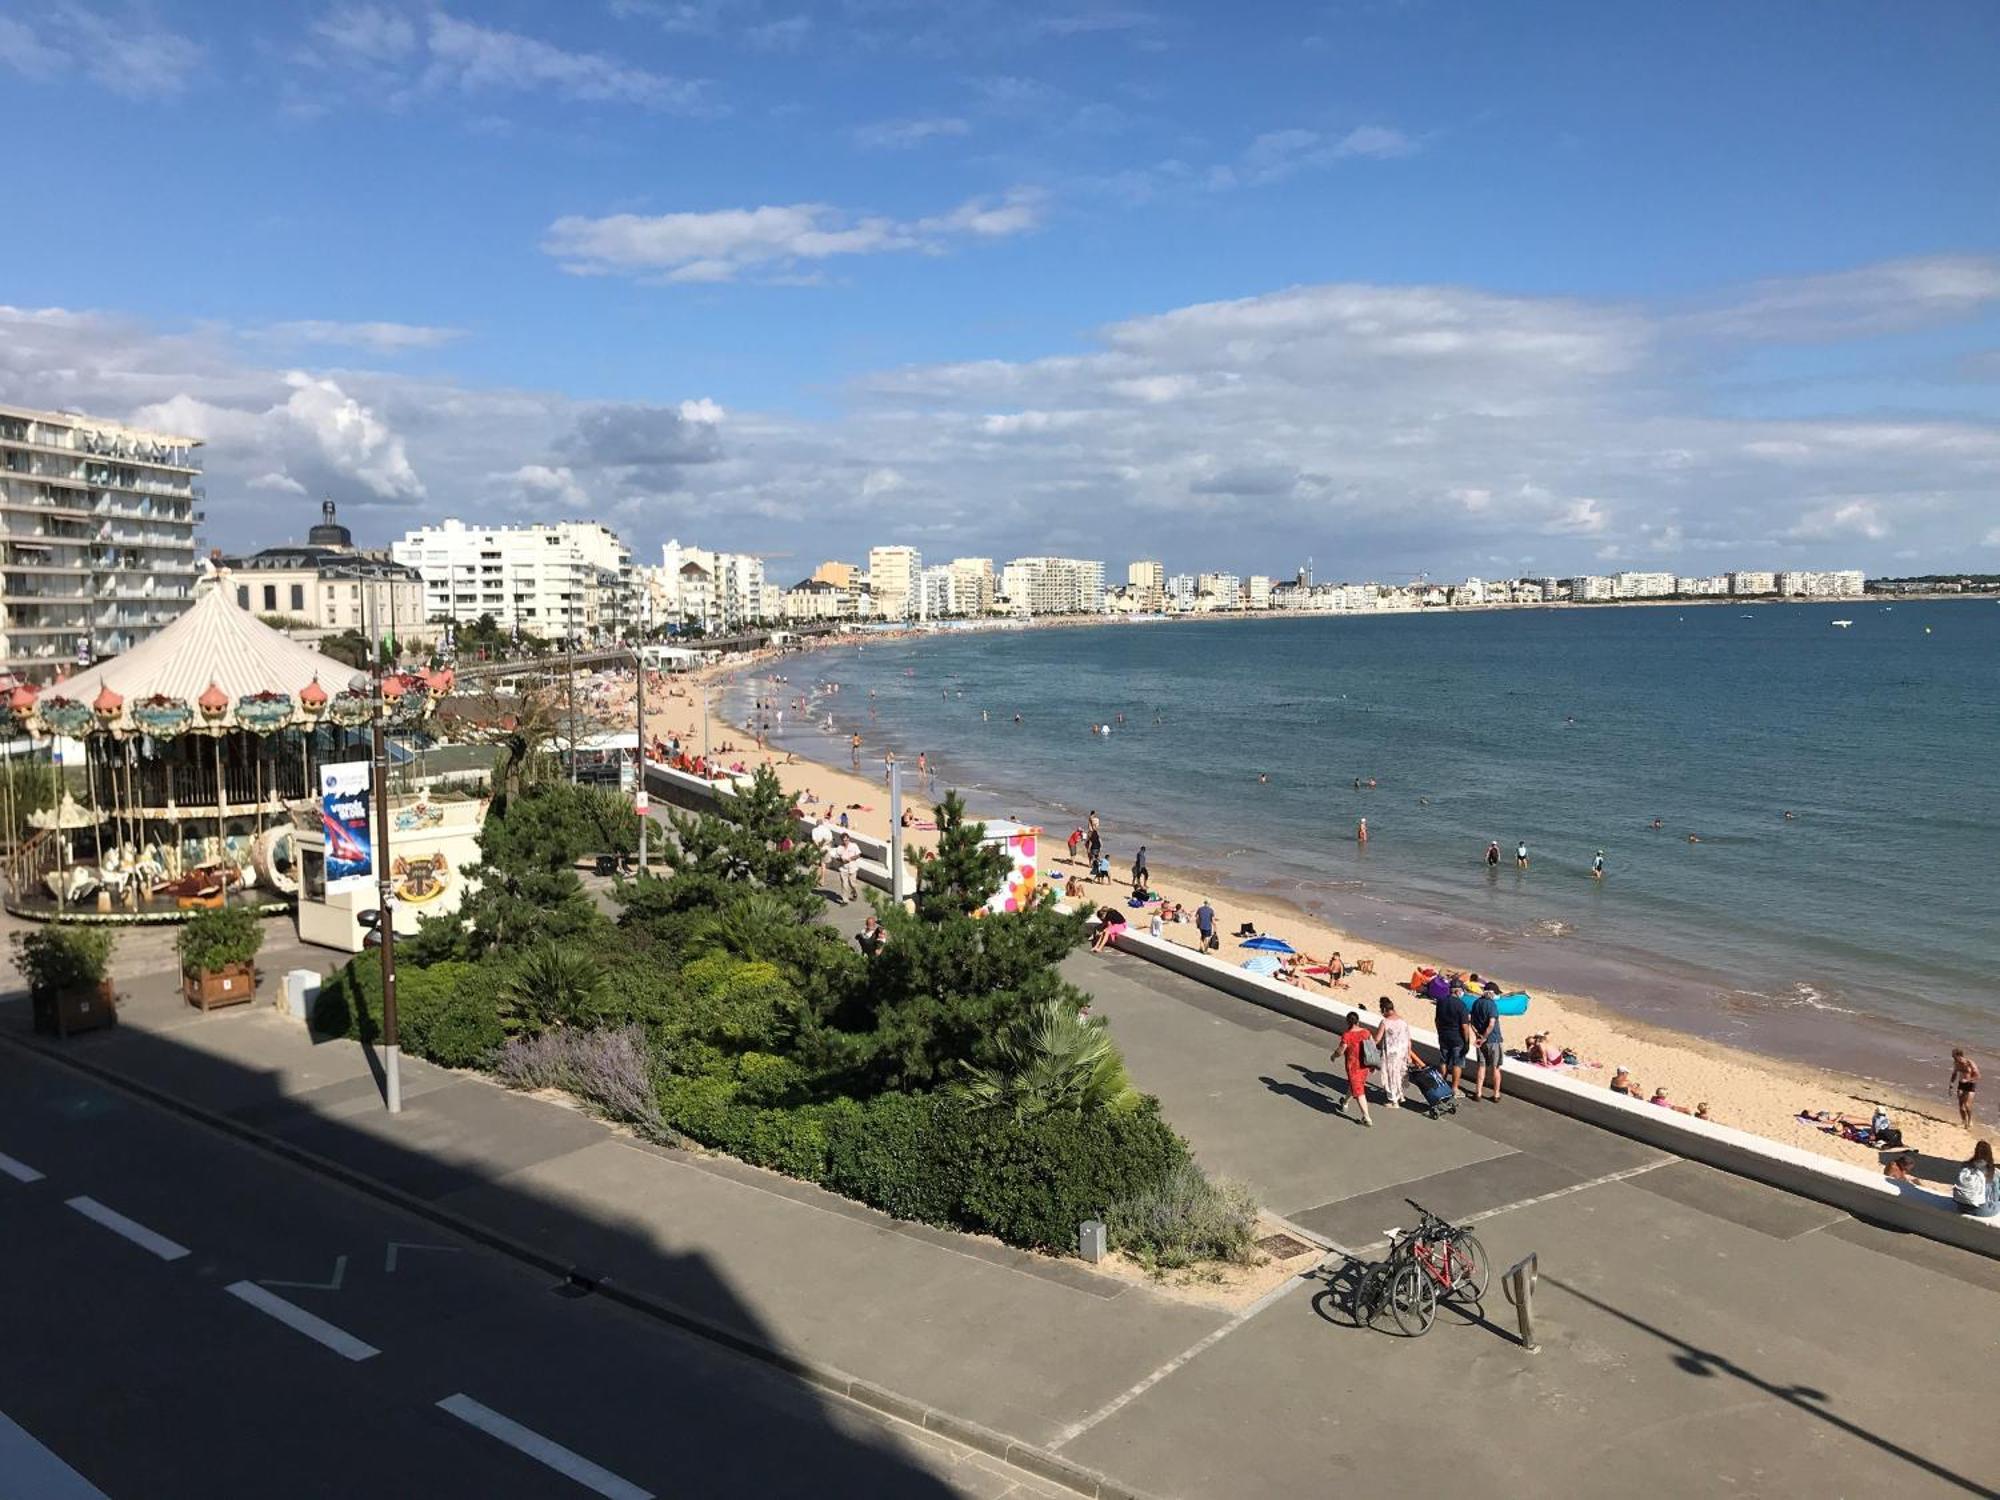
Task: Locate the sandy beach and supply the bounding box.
[592,644,1989,1197]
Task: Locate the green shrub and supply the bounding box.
[958,1098,1191,1251]
[12,925,114,993]
[497,941,608,1037]
[311,957,506,1069]
[175,905,263,973]
[1105,1160,1260,1270]
[821,1092,974,1225]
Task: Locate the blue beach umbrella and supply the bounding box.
[1240,953,1284,977]
[1239,935,1297,954]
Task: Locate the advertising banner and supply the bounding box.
[320,760,374,891]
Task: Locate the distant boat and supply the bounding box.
[1740,613,1755,619]
[1831,619,1853,628]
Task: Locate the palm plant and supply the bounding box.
[694,890,806,961]
[957,999,1139,1120]
[497,939,608,1036]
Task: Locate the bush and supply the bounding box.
[957,1098,1192,1251]
[494,1024,661,1134]
[497,941,609,1037]
[1105,1160,1259,1270]
[12,925,114,993]
[311,957,507,1069]
[175,905,263,973]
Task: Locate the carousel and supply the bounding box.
[0,580,447,923]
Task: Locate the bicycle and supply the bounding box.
[1350,1232,1438,1337]
[1396,1198,1490,1306]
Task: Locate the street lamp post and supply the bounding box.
[633,648,648,872]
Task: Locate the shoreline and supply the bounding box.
[648,640,1989,1195]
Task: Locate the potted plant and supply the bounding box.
[176,905,264,1012]
[12,926,117,1038]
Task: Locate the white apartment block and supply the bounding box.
[1164,573,1196,611]
[1613,571,1677,599]
[918,565,959,618]
[947,557,995,616]
[652,540,769,632]
[868,545,921,621]
[1127,559,1165,610]
[1778,569,1864,598]
[1247,574,1272,609]
[390,518,633,639]
[1,402,201,679]
[1000,556,1105,615]
[1729,571,1777,596]
[1569,575,1615,602]
[1196,572,1241,610]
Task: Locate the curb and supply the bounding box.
[2,1029,1158,1500]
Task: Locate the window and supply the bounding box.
[262,584,277,611]
[237,586,249,609]
[290,584,305,611]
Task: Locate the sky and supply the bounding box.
[1,0,1996,582]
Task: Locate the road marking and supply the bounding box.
[260,1255,348,1292]
[224,1281,379,1361]
[0,1408,111,1499]
[1048,1258,1325,1452]
[1344,1158,1675,1254]
[0,1150,44,1183]
[437,1394,653,1500]
[65,1195,189,1261]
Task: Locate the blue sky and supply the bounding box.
[2,0,1996,579]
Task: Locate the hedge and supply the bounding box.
[312,958,507,1070]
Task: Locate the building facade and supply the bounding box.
[947,557,996,615]
[1000,556,1106,616]
[1,402,201,679]
[223,500,429,647]
[1127,559,1165,611]
[867,545,921,621]
[390,518,634,639]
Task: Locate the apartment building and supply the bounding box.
[1196,572,1241,610]
[390,518,634,639]
[1000,556,1106,615]
[868,545,921,621]
[947,557,996,616]
[1164,573,1196,611]
[0,402,201,679]
[1730,571,1777,596]
[1247,574,1272,609]
[649,540,770,632]
[1127,559,1165,611]
[1613,571,1677,599]
[223,500,429,646]
[1569,575,1615,602]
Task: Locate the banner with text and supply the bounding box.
[320,760,374,892]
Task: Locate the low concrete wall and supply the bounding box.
[1099,925,2000,1259]
[641,759,903,896]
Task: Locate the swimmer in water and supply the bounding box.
[1357,818,1369,843]
[1592,850,1605,880]
[1782,810,1796,820]
[1257,772,1269,783]
[1651,817,1664,831]
[1687,833,1701,844]
[1014,713,1022,724]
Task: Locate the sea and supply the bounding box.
[723,600,2000,1092]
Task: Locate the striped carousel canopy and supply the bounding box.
[29,582,364,738]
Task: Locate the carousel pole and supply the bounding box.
[212,734,227,879]
[86,738,103,870]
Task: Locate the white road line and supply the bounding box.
[0,1408,111,1499]
[1048,1257,1327,1452]
[0,1150,45,1184]
[223,1281,380,1362]
[65,1195,189,1261]
[437,1394,653,1500]
[1345,1158,1675,1255]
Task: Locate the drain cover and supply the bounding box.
[1256,1232,1314,1260]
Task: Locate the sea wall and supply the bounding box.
[642,759,901,894]
[1105,925,2000,1260]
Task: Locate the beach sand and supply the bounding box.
[601,648,1987,1196]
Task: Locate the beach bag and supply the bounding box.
[1876,1127,1903,1149]
[1361,1038,1382,1069]
[1955,1166,1992,1208]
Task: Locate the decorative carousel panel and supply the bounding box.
[132,696,194,738]
[235,691,296,734]
[329,690,374,728]
[38,697,98,738]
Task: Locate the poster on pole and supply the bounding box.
[320,760,374,891]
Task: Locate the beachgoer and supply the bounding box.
[856,915,887,958]
[1526,1034,1564,1066]
[1090,852,1110,883]
[1951,1049,1980,1130]
[1064,875,1084,899]
[1610,1067,1638,1097]
[1067,827,1083,863]
[850,733,862,767]
[1195,898,1217,952]
[831,833,861,902]
[1486,840,1500,868]
[1592,849,1605,880]
[1148,908,1164,938]
[1433,985,1473,1099]
[1884,1153,1918,1184]
[1086,815,1102,862]
[1356,818,1368,844]
[1651,817,1664,830]
[1471,987,1505,1102]
[1377,998,1412,1109]
[1515,840,1529,869]
[1694,1102,1711,1121]
[1954,1141,1998,1218]
[1649,1088,1670,1107]
[1090,906,1128,954]
[1132,845,1149,886]
[1332,1012,1374,1127]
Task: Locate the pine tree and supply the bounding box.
[909,791,1011,922]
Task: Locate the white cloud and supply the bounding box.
[0,4,204,98]
[311,4,417,64]
[502,464,589,508]
[423,12,707,111]
[1682,256,2000,343]
[854,116,971,150]
[543,190,1044,283]
[1787,499,1890,542]
[744,15,811,50]
[256,320,466,352]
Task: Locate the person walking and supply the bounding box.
[1195,897,1217,953]
[1471,987,1505,1102]
[1377,997,1412,1109]
[1954,1140,1998,1218]
[1433,985,1474,1099]
[1131,845,1149,888]
[1086,810,1102,863]
[1951,1049,1980,1130]
[1332,1012,1374,1127]
[831,832,862,903]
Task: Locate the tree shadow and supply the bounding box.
[0,986,997,1499]
[1257,1074,1346,1118]
[1545,1274,1999,1499]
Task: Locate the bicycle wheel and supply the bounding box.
[1388,1259,1437,1337]
[1446,1231,1490,1303]
[1351,1265,1384,1326]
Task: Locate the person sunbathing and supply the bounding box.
[1610,1068,1640,1096]
[1526,1035,1566,1066]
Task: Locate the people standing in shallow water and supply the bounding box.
[1516,841,1530,869]
[1486,840,1501,868]
[1592,850,1605,880]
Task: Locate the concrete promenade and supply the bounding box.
[4,906,1998,1498]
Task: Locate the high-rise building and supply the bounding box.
[1729,571,1777,596]
[1247,574,1272,609]
[868,545,921,620]
[999,557,1105,615]
[1196,572,1241,609]
[650,540,769,631]
[390,518,634,639]
[947,557,995,615]
[811,559,860,590]
[1127,560,1165,610]
[1164,573,1196,611]
[1613,571,1676,599]
[1,401,201,679]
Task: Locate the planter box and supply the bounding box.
[32,980,118,1038]
[183,962,257,1012]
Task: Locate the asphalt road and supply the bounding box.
[0,1044,1051,1500]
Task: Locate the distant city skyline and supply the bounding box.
[0,3,1995,576]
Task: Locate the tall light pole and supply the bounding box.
[371,648,401,1114]
[633,648,648,872]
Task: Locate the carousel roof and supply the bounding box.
[56,584,357,707]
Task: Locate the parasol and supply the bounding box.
[1239,935,1297,954]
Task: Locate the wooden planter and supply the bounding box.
[32,980,118,1038]
[183,962,257,1012]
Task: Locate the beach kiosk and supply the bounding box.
[977,819,1045,914]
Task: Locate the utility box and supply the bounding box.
[282,968,321,1023]
[1078,1218,1108,1263]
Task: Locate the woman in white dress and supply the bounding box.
[1376,998,1412,1109]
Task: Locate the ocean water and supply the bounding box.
[728,600,2000,1090]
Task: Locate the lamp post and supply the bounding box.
[632,647,648,872]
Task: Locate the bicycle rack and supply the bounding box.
[1503,1251,1540,1353]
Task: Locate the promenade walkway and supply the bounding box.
[6,908,1997,1499]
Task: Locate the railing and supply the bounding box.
[3,828,58,906]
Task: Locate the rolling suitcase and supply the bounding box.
[1410,1065,1457,1118]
